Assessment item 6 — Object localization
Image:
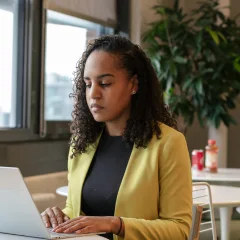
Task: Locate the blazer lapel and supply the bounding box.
[72,134,102,218]
[114,144,142,216]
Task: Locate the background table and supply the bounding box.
[192,168,240,183]
[192,168,240,240]
[56,186,68,197]
[208,185,240,240]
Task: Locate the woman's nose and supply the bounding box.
[89,84,101,99]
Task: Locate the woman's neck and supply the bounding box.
[105,117,129,136]
[104,107,131,136]
[105,123,125,136]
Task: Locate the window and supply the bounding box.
[44,10,114,121]
[0,0,25,129]
[0,0,42,142]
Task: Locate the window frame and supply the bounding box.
[0,0,42,142]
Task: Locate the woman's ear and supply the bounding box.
[131,75,138,94]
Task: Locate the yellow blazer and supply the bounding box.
[62,123,192,240]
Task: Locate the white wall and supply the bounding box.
[229,0,240,166]
[131,0,175,44]
[228,101,240,168]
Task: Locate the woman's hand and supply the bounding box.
[41,206,70,228]
[52,216,122,235]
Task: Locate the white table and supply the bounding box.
[56,186,68,196]
[209,185,240,240]
[0,232,107,240]
[192,168,240,182]
[192,168,240,240]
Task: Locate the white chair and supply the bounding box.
[189,182,217,240]
[189,204,203,240]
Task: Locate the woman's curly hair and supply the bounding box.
[69,35,177,156]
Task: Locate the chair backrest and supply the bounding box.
[189,182,217,240]
[189,205,203,240]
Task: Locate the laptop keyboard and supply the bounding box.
[48,228,80,239]
[47,228,106,239]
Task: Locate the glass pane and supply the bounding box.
[44,10,114,121]
[0,1,20,128]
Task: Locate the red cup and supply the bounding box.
[192,149,204,171]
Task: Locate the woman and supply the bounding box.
[41,35,192,240]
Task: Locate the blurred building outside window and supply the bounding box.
[44,10,114,121]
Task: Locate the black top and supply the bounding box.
[81,130,133,239]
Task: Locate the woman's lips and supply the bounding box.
[91,104,104,112]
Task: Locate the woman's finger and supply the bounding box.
[53,219,72,231]
[63,221,87,233]
[63,215,70,222]
[41,212,50,228]
[52,207,64,225]
[55,218,89,233]
[55,220,83,233]
[54,216,84,231]
[75,225,93,234]
[45,207,58,228]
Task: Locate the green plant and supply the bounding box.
[143,0,240,130]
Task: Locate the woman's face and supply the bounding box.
[84,50,137,124]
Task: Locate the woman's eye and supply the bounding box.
[100,83,111,87]
[86,84,91,88]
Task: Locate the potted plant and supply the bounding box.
[142,0,240,134]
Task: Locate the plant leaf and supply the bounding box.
[217,31,227,43]
[174,56,187,64]
[152,58,161,74]
[196,79,203,95]
[234,57,240,72]
[226,98,236,109]
[206,27,220,45]
[182,77,193,91]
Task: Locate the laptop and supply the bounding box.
[0,167,105,239]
